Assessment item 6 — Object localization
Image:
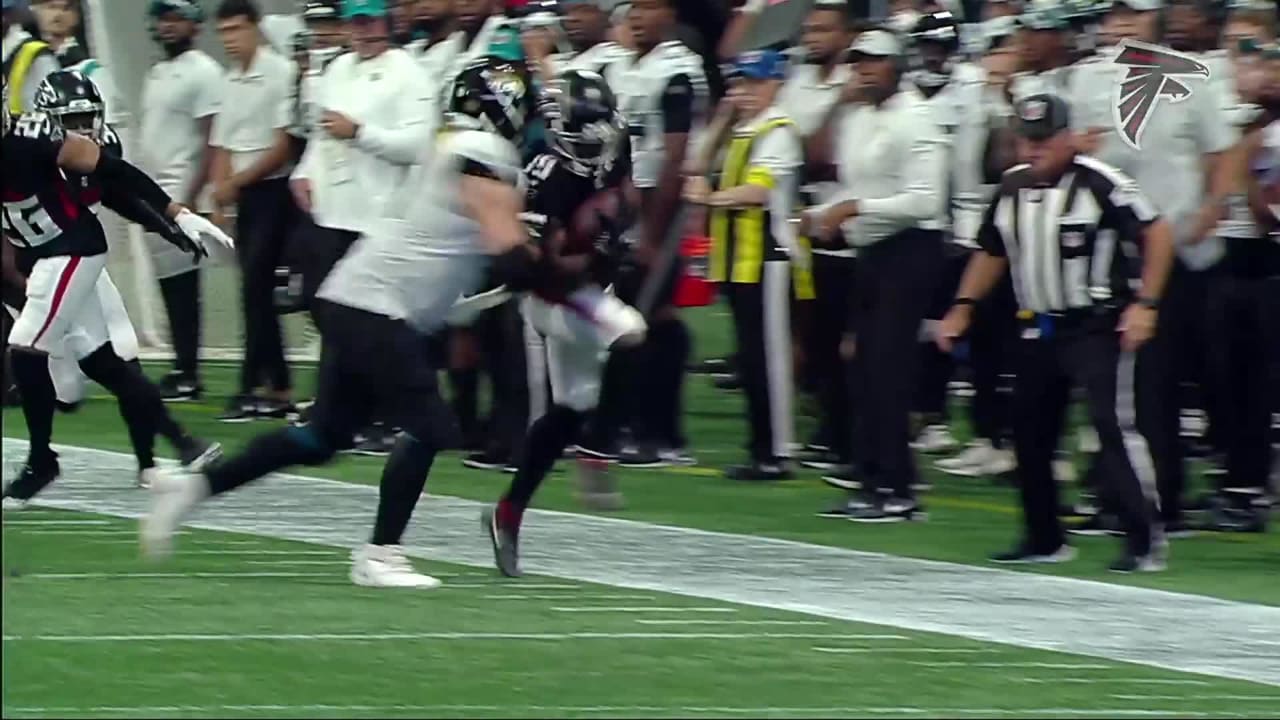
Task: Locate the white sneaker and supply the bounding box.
[1076,427,1100,454]
[140,469,210,560]
[2,496,31,511]
[935,440,994,475]
[911,425,958,453]
[350,544,441,589]
[137,467,160,489]
[1053,458,1078,484]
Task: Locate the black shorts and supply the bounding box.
[308,300,460,449]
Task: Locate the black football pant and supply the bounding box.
[1013,324,1160,557]
[476,299,528,462]
[235,178,297,396]
[727,261,794,463]
[850,229,943,499]
[806,252,855,458]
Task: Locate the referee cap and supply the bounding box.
[342,0,387,19]
[849,29,903,58]
[1016,94,1071,140]
[732,49,789,80]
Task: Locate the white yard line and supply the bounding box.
[6,438,1280,687]
[442,583,583,589]
[243,560,346,566]
[814,647,997,655]
[482,594,658,600]
[20,572,333,579]
[2,519,114,526]
[1,632,916,642]
[633,619,838,627]
[1,529,167,536]
[1110,695,1280,702]
[909,662,1118,669]
[552,606,737,613]
[1017,678,1211,686]
[185,550,342,556]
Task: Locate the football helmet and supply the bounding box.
[447,55,535,143]
[908,11,960,90]
[544,69,625,178]
[33,70,106,141]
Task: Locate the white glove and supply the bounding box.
[174,209,236,252]
[446,285,511,327]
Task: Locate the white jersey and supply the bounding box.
[920,64,990,247]
[317,128,521,333]
[550,41,633,88]
[614,41,707,189]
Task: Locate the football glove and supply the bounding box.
[175,209,236,253]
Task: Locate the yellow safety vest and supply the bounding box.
[6,39,51,115]
[708,117,814,299]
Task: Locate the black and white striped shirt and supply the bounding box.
[977,155,1159,315]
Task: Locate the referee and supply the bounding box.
[938,94,1176,573]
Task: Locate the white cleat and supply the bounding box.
[935,440,1016,477]
[2,496,32,511]
[349,544,442,589]
[911,425,958,453]
[140,469,210,560]
[136,467,160,489]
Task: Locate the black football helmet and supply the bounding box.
[544,69,625,178]
[447,56,535,143]
[34,70,106,141]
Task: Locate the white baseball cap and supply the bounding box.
[849,29,903,58]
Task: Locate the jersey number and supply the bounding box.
[3,197,61,247]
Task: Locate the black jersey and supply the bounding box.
[1,111,108,261]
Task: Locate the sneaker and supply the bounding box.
[911,425,958,453]
[482,506,522,578]
[1053,458,1078,484]
[799,450,847,471]
[1067,514,1121,537]
[575,444,619,463]
[159,372,202,402]
[821,470,862,492]
[217,396,258,423]
[713,374,743,391]
[848,497,926,523]
[178,437,222,472]
[724,462,792,482]
[1109,552,1166,573]
[55,399,82,414]
[350,544,442,588]
[935,441,1017,477]
[463,451,512,471]
[3,452,60,505]
[137,467,159,489]
[352,425,397,457]
[617,445,669,469]
[256,398,297,421]
[990,543,1077,564]
[816,495,876,518]
[658,447,697,466]
[140,469,211,560]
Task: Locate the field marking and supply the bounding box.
[18,572,334,580]
[7,438,1280,688]
[1110,695,1280,702]
[633,619,838,627]
[1,631,918,643]
[909,662,1118,669]
[814,647,997,655]
[0,529,169,536]
[186,550,341,556]
[4,704,1270,718]
[1016,677,1211,686]
[552,606,737,613]
[243,560,346,566]
[482,594,657,600]
[1,519,114,526]
[442,583,582,589]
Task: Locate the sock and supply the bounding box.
[370,434,438,546]
[158,269,201,380]
[205,425,334,495]
[11,349,56,461]
[503,405,585,514]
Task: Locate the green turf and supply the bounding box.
[3,511,1277,719]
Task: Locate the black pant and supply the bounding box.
[727,261,793,462]
[1012,323,1160,556]
[850,229,943,498]
[157,269,201,380]
[235,178,297,395]
[916,244,972,420]
[808,252,856,458]
[1205,270,1280,492]
[968,272,1017,447]
[476,299,528,460]
[298,221,359,312]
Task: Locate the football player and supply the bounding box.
[483,69,645,578]
[1,72,232,509]
[142,57,579,589]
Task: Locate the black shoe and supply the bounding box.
[218,396,258,423]
[178,437,222,472]
[482,506,521,578]
[55,400,82,414]
[159,372,202,402]
[1109,552,1166,573]
[990,542,1077,564]
[3,452,61,505]
[692,357,734,376]
[256,398,297,421]
[713,374,743,391]
[463,451,512,471]
[847,497,926,523]
[799,451,846,472]
[617,445,669,469]
[352,427,398,457]
[1067,514,1122,537]
[821,470,862,491]
[816,495,875,518]
[575,444,619,463]
[724,461,792,482]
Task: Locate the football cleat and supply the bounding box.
[140,469,210,560]
[349,544,442,589]
[483,506,523,578]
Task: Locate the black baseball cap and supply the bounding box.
[1016,93,1071,140]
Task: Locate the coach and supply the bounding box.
[806,29,946,522]
[939,94,1176,573]
[210,0,300,422]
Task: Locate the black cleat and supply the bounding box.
[483,506,521,578]
[847,497,927,523]
[218,396,258,423]
[724,461,792,482]
[178,437,222,472]
[159,372,203,402]
[463,451,512,471]
[3,453,61,508]
[256,398,297,421]
[352,425,397,457]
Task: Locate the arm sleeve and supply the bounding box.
[976,192,1007,257]
[353,63,434,165]
[93,152,175,221]
[194,61,223,119]
[857,109,947,225]
[659,73,695,135]
[745,125,802,188]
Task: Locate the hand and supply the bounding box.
[935,304,974,353]
[290,178,313,214]
[682,175,711,204]
[521,27,555,63]
[212,177,240,208]
[816,201,858,241]
[839,75,864,105]
[320,110,359,140]
[175,208,235,254]
[1118,303,1158,352]
[838,333,857,361]
[706,191,735,208]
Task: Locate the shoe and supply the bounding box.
[693,357,734,376]
[352,425,397,457]
[55,400,82,414]
[256,398,297,421]
[848,497,926,523]
[799,449,846,471]
[713,374,743,391]
[178,437,222,472]
[349,544,442,588]
[990,542,1077,564]
[821,470,862,492]
[463,451,512,471]
[137,467,159,489]
[159,372,202,402]
[724,461,792,482]
[482,506,522,578]
[575,444,619,463]
[218,396,258,423]
[935,441,1016,477]
[140,469,211,560]
[3,452,60,505]
[1109,552,1166,573]
[1053,458,1078,484]
[658,447,697,466]
[816,495,876,518]
[911,425,958,453]
[1067,514,1121,537]
[617,445,669,469]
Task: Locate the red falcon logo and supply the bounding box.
[1110,40,1211,150]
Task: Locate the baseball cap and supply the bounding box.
[342,0,387,19]
[149,0,204,20]
[1110,0,1164,11]
[732,49,788,80]
[1019,0,1071,30]
[304,0,342,21]
[1016,94,1072,140]
[849,29,903,58]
